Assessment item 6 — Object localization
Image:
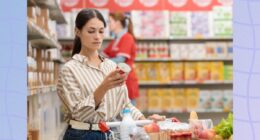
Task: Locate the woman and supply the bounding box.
[57,9,164,140]
[103,12,139,105]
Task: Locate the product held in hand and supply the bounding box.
[117,63,131,75]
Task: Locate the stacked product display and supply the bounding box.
[27,0,67,140]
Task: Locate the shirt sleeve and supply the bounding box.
[121,85,144,120]
[57,66,106,122]
[117,35,135,59]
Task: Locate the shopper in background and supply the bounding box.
[57,8,164,140]
[103,12,139,105]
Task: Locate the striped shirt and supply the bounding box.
[57,54,144,124]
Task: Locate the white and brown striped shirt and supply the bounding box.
[57,54,144,124]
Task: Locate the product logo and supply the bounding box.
[62,0,80,7]
[168,0,188,7]
[193,0,212,7]
[139,0,159,7]
[218,0,233,6]
[114,0,134,7]
[90,0,109,7]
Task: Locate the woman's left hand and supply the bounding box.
[148,114,166,122]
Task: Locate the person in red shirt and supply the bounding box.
[103,12,139,105]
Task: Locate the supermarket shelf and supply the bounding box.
[28,20,61,49]
[135,58,233,62]
[139,81,233,88]
[53,58,65,64]
[27,85,56,97]
[32,0,67,24]
[58,37,232,43]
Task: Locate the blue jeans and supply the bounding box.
[63,126,109,140]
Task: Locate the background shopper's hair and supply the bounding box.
[109,12,135,40]
[72,8,107,56]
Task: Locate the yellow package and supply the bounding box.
[170,62,184,82]
[157,62,171,83]
[161,89,174,112]
[185,88,200,110]
[146,63,159,82]
[210,62,224,81]
[173,88,186,111]
[136,89,148,112]
[197,62,210,82]
[134,63,147,82]
[184,62,197,81]
[148,89,161,112]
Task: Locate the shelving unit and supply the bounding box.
[27,0,67,140]
[28,20,61,49]
[135,58,232,62]
[27,0,67,24]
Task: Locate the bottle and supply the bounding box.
[120,108,136,140]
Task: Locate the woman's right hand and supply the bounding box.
[100,69,127,91]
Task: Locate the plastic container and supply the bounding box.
[120,108,137,140]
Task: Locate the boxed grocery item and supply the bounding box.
[210,62,224,81]
[185,88,200,110]
[223,90,233,111]
[148,89,161,112]
[205,42,216,59]
[213,20,232,38]
[179,44,189,59]
[210,90,224,111]
[169,43,181,59]
[173,89,186,111]
[215,42,228,58]
[170,62,184,82]
[131,10,169,38]
[134,63,147,82]
[191,12,210,38]
[224,64,233,81]
[199,90,212,111]
[146,63,159,82]
[136,89,148,111]
[188,43,206,59]
[212,6,232,20]
[184,62,197,81]
[161,89,174,112]
[227,42,233,58]
[197,62,210,82]
[157,62,171,83]
[169,12,191,38]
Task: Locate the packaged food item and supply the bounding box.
[223,90,233,112]
[199,90,212,111]
[184,62,197,81]
[136,89,148,112]
[186,88,200,110]
[170,62,184,82]
[210,90,224,111]
[224,64,233,81]
[169,43,181,59]
[173,89,186,111]
[146,63,159,82]
[191,12,210,38]
[135,63,147,82]
[148,89,161,112]
[157,62,171,83]
[210,62,224,81]
[197,62,210,82]
[161,89,174,112]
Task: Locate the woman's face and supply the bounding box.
[109,16,117,32]
[76,17,105,51]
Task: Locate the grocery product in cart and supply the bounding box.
[120,108,137,140]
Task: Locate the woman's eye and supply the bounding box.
[88,31,95,33]
[99,31,104,34]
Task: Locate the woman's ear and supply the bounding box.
[75,27,80,37]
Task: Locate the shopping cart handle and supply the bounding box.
[106,120,153,128]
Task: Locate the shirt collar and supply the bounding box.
[115,29,127,39]
[72,54,105,64]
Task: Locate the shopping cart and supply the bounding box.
[104,120,153,140]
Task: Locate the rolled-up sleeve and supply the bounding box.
[57,66,105,122]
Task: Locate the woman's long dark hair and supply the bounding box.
[72,9,107,56]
